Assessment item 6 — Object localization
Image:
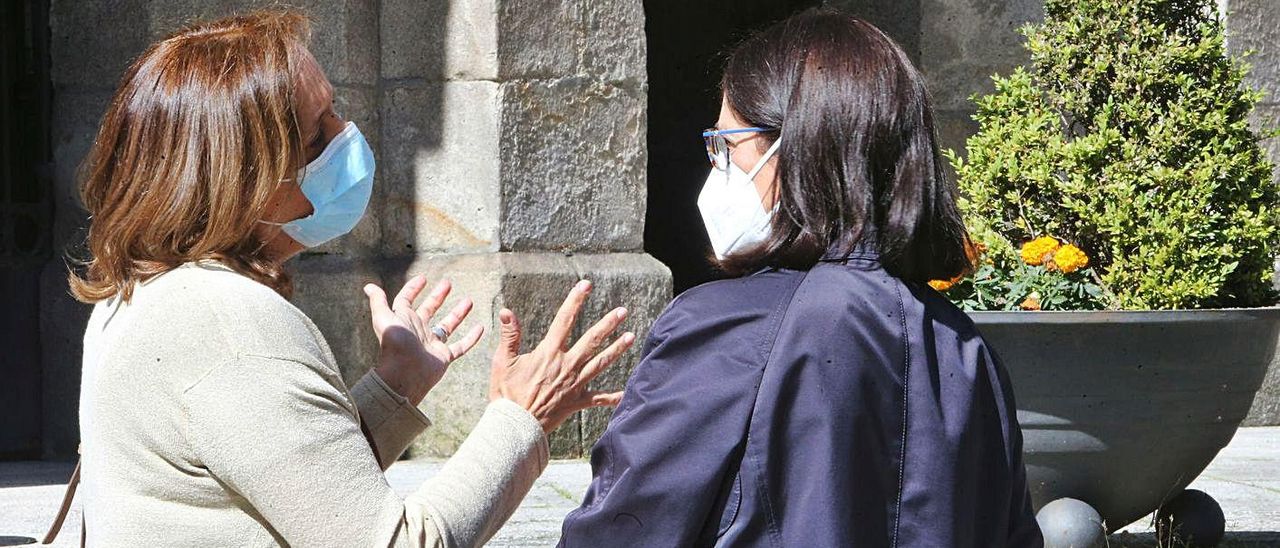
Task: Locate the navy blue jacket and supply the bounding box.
[559,251,1043,547]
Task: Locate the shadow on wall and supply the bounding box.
[376,0,452,258]
[285,0,453,391]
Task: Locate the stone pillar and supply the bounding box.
[45,0,670,460]
[380,0,670,457]
[916,0,1045,156]
[825,0,1045,156]
[1222,0,1280,426]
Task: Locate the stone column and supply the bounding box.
[916,0,1045,156]
[380,0,670,457]
[825,0,1045,156]
[1222,0,1280,426]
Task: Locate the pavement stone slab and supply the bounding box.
[2,428,1278,547]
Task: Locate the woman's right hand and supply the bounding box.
[489,280,635,433]
[365,275,485,406]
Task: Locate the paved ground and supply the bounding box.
[3,428,1278,547]
[1110,427,1280,547]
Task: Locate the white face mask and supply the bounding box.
[697,138,782,259]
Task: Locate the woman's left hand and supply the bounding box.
[363,275,485,405]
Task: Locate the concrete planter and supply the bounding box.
[972,309,1280,542]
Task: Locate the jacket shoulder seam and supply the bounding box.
[890,279,911,548]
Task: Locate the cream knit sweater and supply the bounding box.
[78,261,549,547]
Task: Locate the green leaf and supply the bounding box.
[949,0,1278,311]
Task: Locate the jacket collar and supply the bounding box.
[819,235,880,263]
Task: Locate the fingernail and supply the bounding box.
[577,279,592,292]
[615,307,628,319]
[623,332,636,344]
[499,312,512,325]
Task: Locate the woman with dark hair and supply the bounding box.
[560,9,1042,547]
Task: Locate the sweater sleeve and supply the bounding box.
[350,369,432,469]
[182,354,548,548]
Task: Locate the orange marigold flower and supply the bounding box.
[1051,244,1089,273]
[1020,292,1043,311]
[1021,236,1060,266]
[928,279,955,292]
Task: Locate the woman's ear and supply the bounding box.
[253,182,311,261]
[260,181,313,224]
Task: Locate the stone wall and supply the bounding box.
[829,0,1045,154]
[44,0,670,460]
[1222,0,1280,426]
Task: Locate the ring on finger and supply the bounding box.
[430,324,450,340]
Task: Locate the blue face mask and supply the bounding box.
[262,121,375,248]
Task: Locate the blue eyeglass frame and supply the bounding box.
[702,127,768,170]
[701,127,768,138]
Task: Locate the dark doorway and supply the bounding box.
[643,0,821,293]
[1,0,52,460]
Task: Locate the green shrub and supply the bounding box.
[947,0,1279,310]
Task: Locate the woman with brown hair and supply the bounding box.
[71,10,632,546]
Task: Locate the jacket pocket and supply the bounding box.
[716,472,743,538]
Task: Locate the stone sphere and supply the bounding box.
[1156,489,1225,548]
[1037,497,1106,548]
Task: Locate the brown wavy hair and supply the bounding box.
[69,10,311,303]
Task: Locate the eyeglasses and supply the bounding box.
[702,127,768,171]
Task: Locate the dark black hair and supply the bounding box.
[717,8,972,283]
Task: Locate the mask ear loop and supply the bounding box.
[747,137,782,180]
[256,176,303,227]
[747,138,783,214]
[252,218,289,258]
